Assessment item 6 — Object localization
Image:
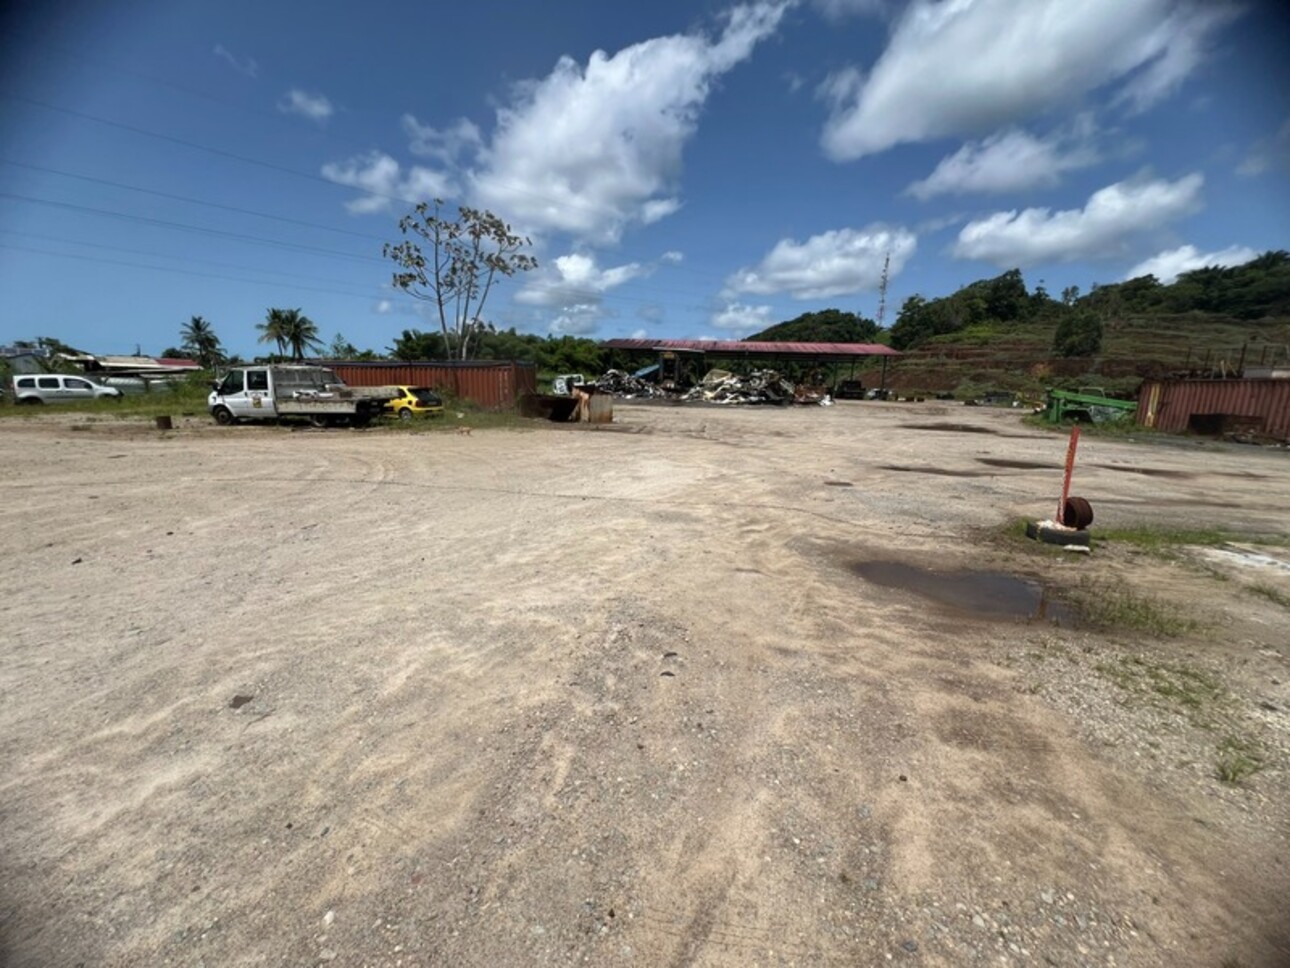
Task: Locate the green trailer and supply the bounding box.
[1044,387,1137,424]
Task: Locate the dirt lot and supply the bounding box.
[1,402,1288,967]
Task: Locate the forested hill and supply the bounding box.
[746,252,1290,397]
[745,309,881,344]
[886,251,1290,352]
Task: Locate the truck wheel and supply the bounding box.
[212,407,234,425]
[308,415,328,428]
[398,408,413,422]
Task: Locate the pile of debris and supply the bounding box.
[593,369,669,399]
[682,368,796,405]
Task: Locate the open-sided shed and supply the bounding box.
[601,339,900,390]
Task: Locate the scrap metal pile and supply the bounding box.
[593,369,669,399]
[682,368,796,405]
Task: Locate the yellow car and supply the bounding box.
[384,386,445,421]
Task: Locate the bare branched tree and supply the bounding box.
[383,201,537,360]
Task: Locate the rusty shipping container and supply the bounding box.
[330,361,537,410]
[1137,378,1290,439]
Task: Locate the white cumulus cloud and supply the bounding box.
[549,305,603,335]
[470,2,791,243]
[712,303,775,334]
[278,89,334,123]
[820,0,1240,161]
[907,117,1100,199]
[725,224,916,299]
[660,250,685,264]
[321,152,455,214]
[516,252,648,308]
[1123,244,1258,284]
[402,115,483,165]
[953,172,1204,266]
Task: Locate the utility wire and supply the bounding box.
[0,228,384,296]
[0,159,388,242]
[0,191,387,264]
[1,94,784,300]
[0,242,386,301]
[0,191,723,309]
[2,94,423,205]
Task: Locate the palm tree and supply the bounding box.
[180,316,224,369]
[280,309,323,361]
[257,308,290,360]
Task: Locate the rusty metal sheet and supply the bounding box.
[1137,378,1290,438]
[330,362,536,410]
[602,339,899,357]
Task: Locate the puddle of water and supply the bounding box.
[978,458,1061,470]
[1096,464,1193,479]
[851,560,1078,625]
[1200,547,1290,574]
[901,423,998,434]
[881,464,989,478]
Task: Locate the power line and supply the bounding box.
[3,93,426,205]
[0,229,383,296]
[0,241,386,301]
[1,92,682,240]
[0,191,386,264]
[0,192,726,309]
[0,95,786,300]
[0,159,388,242]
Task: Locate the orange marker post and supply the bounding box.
[1058,424,1081,524]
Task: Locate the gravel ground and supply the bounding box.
[0,401,1287,967]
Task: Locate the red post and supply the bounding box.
[1058,424,1081,523]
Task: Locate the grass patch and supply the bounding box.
[1021,413,1146,438]
[1070,584,1198,637]
[1094,654,1225,718]
[1096,527,1240,551]
[1248,583,1290,610]
[1,383,212,419]
[1215,735,1266,785]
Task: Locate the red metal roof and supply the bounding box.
[602,339,899,357]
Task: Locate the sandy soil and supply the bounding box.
[1,402,1287,967]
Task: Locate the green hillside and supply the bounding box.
[844,252,1290,399]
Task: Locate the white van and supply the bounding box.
[11,374,124,404]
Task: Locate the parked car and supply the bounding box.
[11,373,123,404]
[383,385,445,421]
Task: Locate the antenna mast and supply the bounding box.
[875,250,891,328]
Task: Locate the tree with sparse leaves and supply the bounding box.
[383,200,537,360]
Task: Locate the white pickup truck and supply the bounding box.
[208,365,394,427]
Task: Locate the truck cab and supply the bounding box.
[209,365,389,427]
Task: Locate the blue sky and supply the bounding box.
[1,0,1287,358]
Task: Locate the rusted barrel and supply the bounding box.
[1061,496,1094,530]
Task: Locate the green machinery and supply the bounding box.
[1044,387,1137,425]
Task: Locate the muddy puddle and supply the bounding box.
[852,560,1078,625]
[1095,464,1194,479]
[881,464,989,478]
[977,458,1061,470]
[902,423,998,434]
